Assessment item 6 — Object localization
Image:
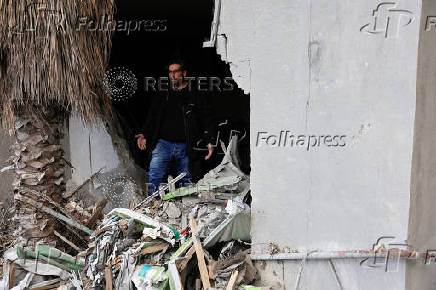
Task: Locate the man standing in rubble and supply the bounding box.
[135,59,216,195]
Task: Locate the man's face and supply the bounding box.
[168,63,186,85]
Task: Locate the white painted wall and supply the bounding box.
[216,0,421,288]
[69,114,120,186]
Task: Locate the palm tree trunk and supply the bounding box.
[11,105,71,248]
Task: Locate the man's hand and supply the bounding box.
[205,143,214,160]
[135,134,147,151]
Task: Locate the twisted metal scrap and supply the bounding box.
[0,0,115,130]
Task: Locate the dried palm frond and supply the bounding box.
[0,0,115,131]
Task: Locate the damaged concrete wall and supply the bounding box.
[0,130,14,202]
[68,114,145,209]
[69,114,120,185]
[406,0,436,288]
[216,0,421,288]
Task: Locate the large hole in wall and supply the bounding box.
[108,0,250,182]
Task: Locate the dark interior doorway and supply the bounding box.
[109,0,250,180]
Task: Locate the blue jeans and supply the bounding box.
[148,139,192,195]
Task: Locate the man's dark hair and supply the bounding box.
[167,58,188,72]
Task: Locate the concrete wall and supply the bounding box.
[216,0,421,288]
[68,114,145,209]
[69,114,120,186]
[406,0,436,288]
[0,130,14,202]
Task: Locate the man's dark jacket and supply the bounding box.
[140,87,217,168]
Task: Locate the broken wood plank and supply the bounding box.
[63,168,103,199]
[17,186,76,221]
[15,194,93,235]
[111,255,122,266]
[90,225,112,238]
[64,223,90,244]
[30,283,61,290]
[207,258,218,280]
[24,219,55,239]
[105,266,113,290]
[53,230,82,252]
[226,270,239,290]
[133,243,166,257]
[8,261,16,289]
[178,245,196,272]
[86,198,107,229]
[189,219,211,289]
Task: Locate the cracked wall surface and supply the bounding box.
[215,0,254,94]
[68,114,145,210]
[0,130,14,202]
[215,0,422,288]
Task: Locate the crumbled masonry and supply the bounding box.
[0,136,260,289]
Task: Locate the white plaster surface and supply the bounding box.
[69,114,120,186]
[0,131,14,202]
[216,0,421,288]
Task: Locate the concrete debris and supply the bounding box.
[0,245,83,290]
[15,194,93,235]
[0,137,258,289]
[203,211,251,248]
[81,136,256,289]
[164,202,182,219]
[0,166,107,289]
[0,199,15,265]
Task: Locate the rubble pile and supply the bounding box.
[0,200,16,275]
[0,180,104,290]
[84,137,258,289]
[0,137,260,289]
